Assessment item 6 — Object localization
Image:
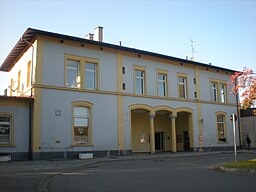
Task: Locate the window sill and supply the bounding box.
[0,144,15,147]
[217,141,228,144]
[71,144,94,147]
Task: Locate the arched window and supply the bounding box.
[72,102,93,145]
[216,112,226,142]
[0,113,14,145]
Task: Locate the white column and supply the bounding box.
[149,112,155,153]
[170,115,177,153]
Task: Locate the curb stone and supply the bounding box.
[219,166,256,174]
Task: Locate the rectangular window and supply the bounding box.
[17,70,21,93]
[10,79,13,96]
[135,69,145,95]
[217,114,226,142]
[158,73,167,97]
[178,76,187,98]
[140,133,147,144]
[211,82,218,102]
[220,83,226,103]
[66,59,80,88]
[85,63,96,90]
[210,80,227,103]
[73,107,89,144]
[0,115,12,144]
[27,61,31,87]
[65,56,99,90]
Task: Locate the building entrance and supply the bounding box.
[155,132,164,151]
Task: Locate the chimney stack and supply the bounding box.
[94,26,103,42]
[85,33,94,40]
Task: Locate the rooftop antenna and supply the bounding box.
[189,36,195,61]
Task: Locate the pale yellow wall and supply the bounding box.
[8,41,37,97]
[176,112,189,151]
[131,112,150,152]
[154,114,172,151]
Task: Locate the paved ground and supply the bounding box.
[0,150,255,192]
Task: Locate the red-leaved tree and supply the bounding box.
[230,67,256,109]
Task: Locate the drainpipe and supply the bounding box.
[22,38,34,160]
[28,102,33,160]
[22,37,34,97]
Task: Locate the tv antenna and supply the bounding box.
[189,36,195,61]
[8,80,19,92]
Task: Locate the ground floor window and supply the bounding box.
[72,102,93,145]
[216,112,226,142]
[0,113,13,145]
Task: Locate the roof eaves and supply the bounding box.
[0,28,238,73]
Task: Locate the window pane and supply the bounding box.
[178,77,186,98]
[136,70,144,78]
[74,118,88,126]
[179,84,185,98]
[211,82,218,102]
[217,115,224,122]
[85,63,96,90]
[85,63,96,70]
[217,123,225,139]
[220,84,226,103]
[67,60,79,87]
[85,71,96,90]
[74,127,88,143]
[135,70,144,95]
[136,78,143,94]
[74,107,89,117]
[158,74,166,97]
[0,115,11,143]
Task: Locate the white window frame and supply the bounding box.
[134,66,146,95]
[211,82,218,102]
[216,112,226,142]
[178,74,188,99]
[220,83,227,103]
[72,102,93,146]
[157,70,168,97]
[85,63,97,90]
[65,55,99,90]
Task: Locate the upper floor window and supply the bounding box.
[157,70,168,97]
[85,63,96,90]
[211,82,218,102]
[65,55,99,90]
[220,83,227,103]
[210,80,227,103]
[216,113,226,142]
[27,61,31,87]
[66,59,80,88]
[0,114,13,145]
[134,66,146,95]
[17,70,21,93]
[178,74,187,98]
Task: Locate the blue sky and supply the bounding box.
[0,0,255,95]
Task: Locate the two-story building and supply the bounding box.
[0,27,239,160]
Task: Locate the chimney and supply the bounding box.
[85,33,94,40]
[94,26,103,42]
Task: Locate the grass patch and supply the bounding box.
[223,159,256,169]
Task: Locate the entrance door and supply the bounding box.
[183,131,190,151]
[155,132,164,151]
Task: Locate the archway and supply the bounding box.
[175,108,193,151]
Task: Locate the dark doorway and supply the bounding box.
[155,132,164,151]
[183,131,190,151]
